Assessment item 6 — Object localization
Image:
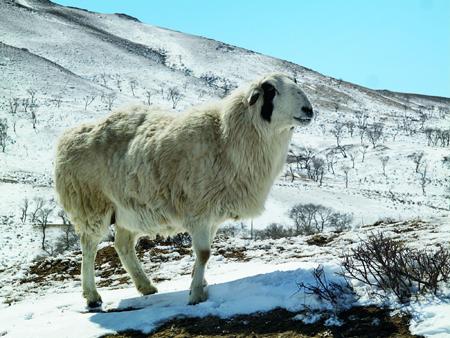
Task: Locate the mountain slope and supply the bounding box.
[0,0,449,269]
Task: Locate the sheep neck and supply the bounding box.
[219,100,292,217]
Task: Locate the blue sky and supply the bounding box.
[54,0,449,97]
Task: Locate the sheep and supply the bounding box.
[54,73,314,307]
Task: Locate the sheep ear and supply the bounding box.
[260,82,276,123]
[247,89,260,106]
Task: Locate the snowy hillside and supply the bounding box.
[1,0,450,336]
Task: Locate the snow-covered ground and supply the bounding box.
[1,0,450,336]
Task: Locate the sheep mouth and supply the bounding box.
[293,116,312,125]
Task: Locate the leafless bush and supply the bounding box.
[216,224,242,238]
[345,120,355,137]
[310,157,325,186]
[29,103,38,129]
[129,79,138,97]
[200,72,220,87]
[418,110,428,130]
[51,95,62,108]
[341,232,450,303]
[379,155,390,176]
[289,203,353,235]
[83,95,96,110]
[424,128,450,147]
[348,152,356,168]
[0,118,13,152]
[297,265,357,311]
[113,74,122,92]
[167,87,183,109]
[53,210,79,255]
[330,122,346,156]
[8,97,20,115]
[29,197,45,224]
[326,150,338,175]
[342,166,351,188]
[35,202,55,254]
[144,90,152,106]
[254,223,294,240]
[20,198,29,224]
[356,112,368,144]
[102,92,117,110]
[27,89,37,107]
[329,212,353,233]
[417,162,429,195]
[359,144,368,163]
[409,151,424,173]
[366,122,384,148]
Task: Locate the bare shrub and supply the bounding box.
[144,90,152,106]
[310,157,325,186]
[8,97,19,133]
[200,72,220,87]
[342,166,351,188]
[35,202,55,254]
[359,144,368,163]
[20,198,29,224]
[379,155,389,176]
[102,92,117,110]
[409,151,424,173]
[216,224,242,238]
[289,203,353,235]
[29,197,45,224]
[83,95,96,111]
[341,232,450,303]
[366,122,384,148]
[424,128,450,147]
[129,79,138,97]
[254,223,293,240]
[330,122,346,157]
[326,150,338,175]
[345,120,355,137]
[167,87,183,109]
[356,112,368,144]
[0,118,13,152]
[417,162,429,195]
[54,210,79,255]
[329,213,353,233]
[297,265,357,311]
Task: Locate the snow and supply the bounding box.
[0,262,344,338]
[409,293,450,337]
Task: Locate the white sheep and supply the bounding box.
[54,73,314,307]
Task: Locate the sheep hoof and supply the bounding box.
[188,286,208,305]
[87,299,103,309]
[84,290,102,309]
[138,283,158,296]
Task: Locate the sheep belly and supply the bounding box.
[114,204,185,237]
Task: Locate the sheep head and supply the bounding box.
[246,73,314,131]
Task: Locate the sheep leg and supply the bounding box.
[114,226,158,296]
[189,227,211,305]
[80,233,102,308]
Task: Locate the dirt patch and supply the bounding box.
[19,240,192,287]
[21,256,81,284]
[101,306,421,338]
[306,234,336,246]
[216,247,248,261]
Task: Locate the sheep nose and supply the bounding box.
[302,106,314,118]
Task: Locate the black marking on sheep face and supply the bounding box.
[301,106,314,118]
[249,92,260,106]
[261,82,276,122]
